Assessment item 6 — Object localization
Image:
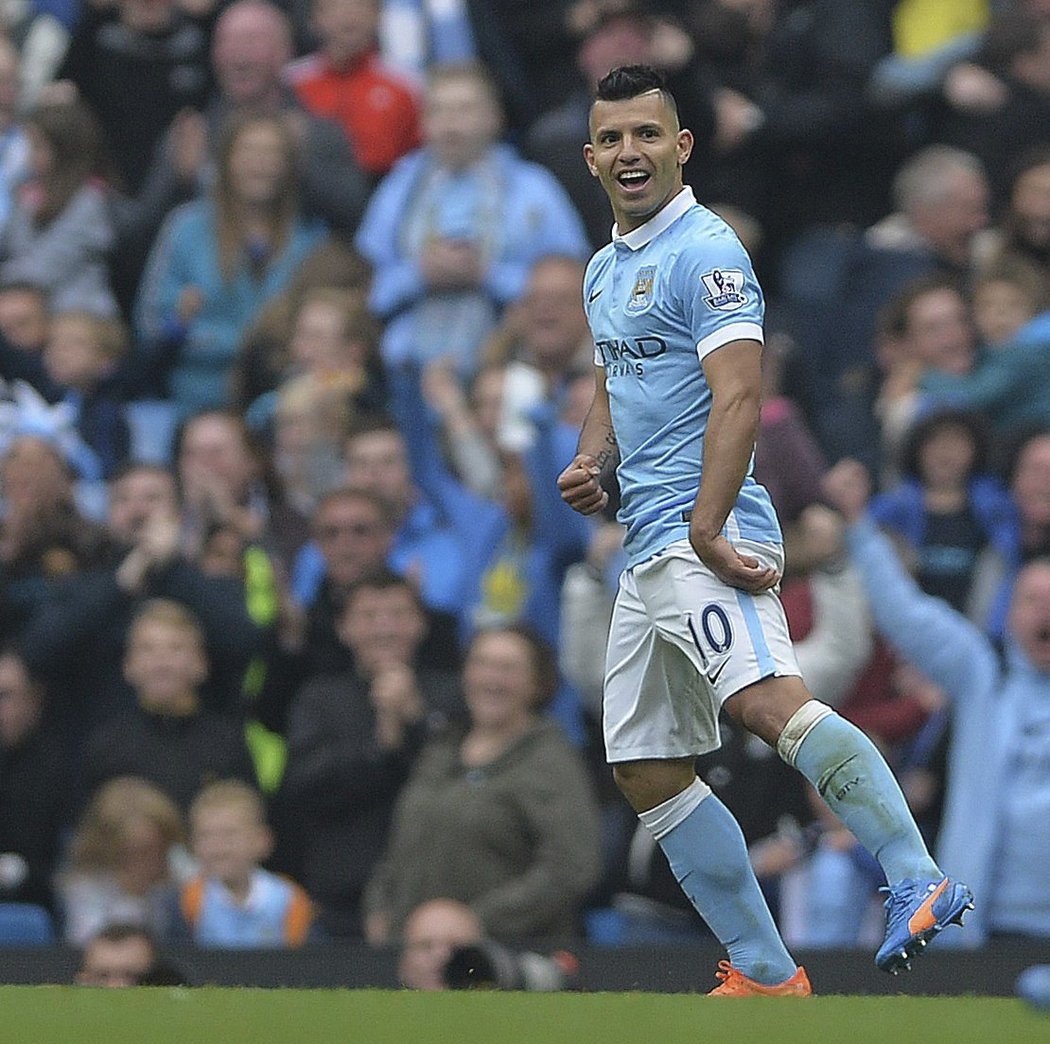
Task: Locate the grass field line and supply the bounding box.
[0,986,1047,1044]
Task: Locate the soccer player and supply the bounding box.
[557,65,972,995]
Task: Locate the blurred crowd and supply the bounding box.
[0,0,1048,982]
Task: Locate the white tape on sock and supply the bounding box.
[638,777,712,841]
[777,700,833,767]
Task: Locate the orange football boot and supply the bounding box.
[707,960,813,996]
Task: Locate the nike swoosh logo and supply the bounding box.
[708,660,729,686]
[588,288,603,302]
[908,877,949,935]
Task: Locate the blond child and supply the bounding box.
[178,780,312,947]
[81,600,257,811]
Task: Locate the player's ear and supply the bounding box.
[583,142,599,177]
[676,128,694,167]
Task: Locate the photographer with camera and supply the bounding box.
[398,897,577,992]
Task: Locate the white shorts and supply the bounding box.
[603,539,801,763]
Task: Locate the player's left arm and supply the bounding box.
[690,340,779,593]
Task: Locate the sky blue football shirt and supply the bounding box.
[585,187,782,567]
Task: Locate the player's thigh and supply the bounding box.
[603,569,716,763]
[635,539,801,708]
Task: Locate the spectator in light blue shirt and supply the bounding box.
[355,60,589,378]
[825,457,1050,947]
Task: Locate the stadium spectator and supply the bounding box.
[19,462,264,734]
[243,285,385,439]
[984,147,1050,281]
[58,777,187,946]
[107,0,365,317]
[969,256,1047,351]
[363,625,602,945]
[777,146,989,469]
[79,599,256,812]
[0,433,108,638]
[0,99,118,317]
[866,145,991,277]
[388,363,591,648]
[977,427,1050,639]
[229,236,372,414]
[0,283,48,357]
[868,409,1018,619]
[133,112,328,417]
[824,457,1050,948]
[75,922,187,987]
[176,409,306,573]
[397,897,484,990]
[54,0,214,196]
[202,0,370,237]
[287,0,422,179]
[354,61,589,378]
[174,779,313,947]
[0,310,131,478]
[873,275,978,482]
[290,486,459,660]
[336,416,468,619]
[279,569,463,937]
[417,359,504,500]
[0,647,69,914]
[937,6,1050,205]
[919,272,1050,439]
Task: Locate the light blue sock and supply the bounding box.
[788,710,940,886]
[647,782,797,985]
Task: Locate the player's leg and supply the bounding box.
[724,654,972,971]
[606,555,804,990]
[611,757,804,989]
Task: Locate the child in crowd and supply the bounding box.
[246,285,385,432]
[970,257,1047,350]
[177,780,313,948]
[80,599,256,811]
[42,311,130,478]
[58,777,187,946]
[0,309,131,479]
[868,409,1018,619]
[920,261,1050,435]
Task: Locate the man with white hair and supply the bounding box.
[867,144,991,274]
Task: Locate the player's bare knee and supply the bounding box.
[612,758,696,813]
[725,676,812,747]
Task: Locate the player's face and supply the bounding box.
[585,90,693,234]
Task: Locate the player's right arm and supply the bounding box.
[558,364,617,515]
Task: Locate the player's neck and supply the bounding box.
[615,184,688,236]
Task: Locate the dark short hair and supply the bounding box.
[877,273,965,340]
[469,624,560,711]
[900,409,989,481]
[594,64,678,123]
[343,567,423,614]
[313,485,396,531]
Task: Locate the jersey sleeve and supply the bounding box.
[676,231,765,361]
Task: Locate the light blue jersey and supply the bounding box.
[585,187,781,567]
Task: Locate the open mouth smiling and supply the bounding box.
[617,169,651,192]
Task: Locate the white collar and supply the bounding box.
[612,186,695,250]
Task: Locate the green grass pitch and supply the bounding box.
[2,987,1047,1044]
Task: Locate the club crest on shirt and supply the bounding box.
[701,269,747,311]
[626,266,657,314]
